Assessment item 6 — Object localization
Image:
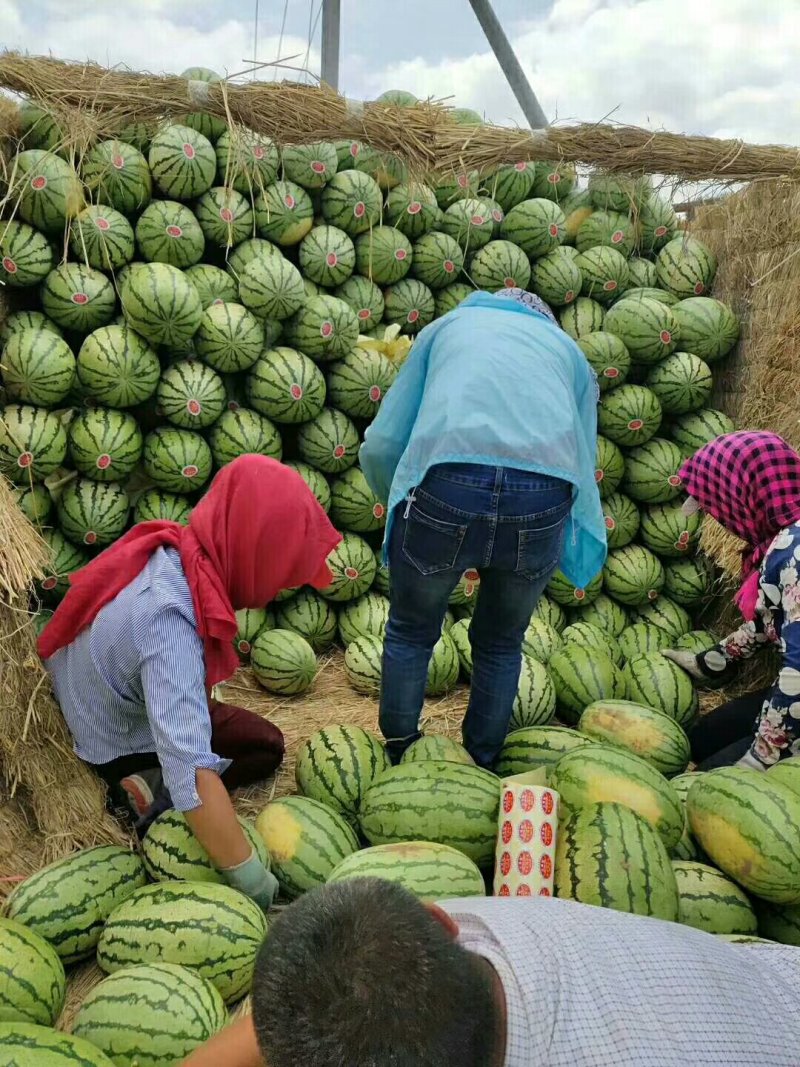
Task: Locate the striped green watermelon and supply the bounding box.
[669,771,703,861]
[598,384,663,447]
[37,528,89,603]
[72,962,226,1067]
[624,286,679,307]
[142,809,268,883]
[283,460,331,512]
[468,239,531,292]
[617,621,671,662]
[0,220,54,288]
[338,593,390,647]
[68,408,143,484]
[83,139,152,215]
[17,100,64,151]
[334,275,385,332]
[193,187,252,249]
[321,169,383,236]
[548,645,624,725]
[434,168,480,208]
[508,654,557,730]
[688,768,800,904]
[578,699,690,777]
[194,302,264,373]
[299,225,356,288]
[330,467,386,533]
[765,760,800,801]
[276,589,338,652]
[156,359,226,429]
[97,882,266,1004]
[603,544,665,606]
[664,555,713,606]
[0,310,62,347]
[672,861,757,935]
[625,653,698,728]
[327,841,485,899]
[754,899,800,945]
[623,437,684,504]
[226,237,282,280]
[254,181,314,245]
[237,255,305,323]
[208,407,282,466]
[133,489,191,525]
[495,725,596,777]
[148,123,216,200]
[529,247,582,307]
[56,478,129,547]
[77,325,160,408]
[547,570,604,608]
[645,352,713,415]
[674,629,718,654]
[70,205,135,271]
[578,332,630,392]
[282,142,338,190]
[522,618,563,664]
[5,846,147,964]
[120,262,203,347]
[297,406,360,474]
[327,347,396,420]
[283,295,360,362]
[576,210,636,257]
[483,161,537,212]
[434,282,474,318]
[344,633,384,693]
[594,435,625,499]
[41,264,116,333]
[295,725,390,822]
[575,246,630,305]
[570,593,629,637]
[359,761,500,865]
[13,150,83,234]
[384,278,436,335]
[500,198,564,256]
[588,173,651,213]
[234,606,274,659]
[562,620,621,663]
[639,502,702,558]
[441,197,503,251]
[627,258,659,288]
[13,484,53,526]
[353,226,413,285]
[630,597,692,639]
[637,196,679,253]
[143,428,212,493]
[656,236,717,298]
[2,329,75,407]
[554,801,679,919]
[604,296,680,364]
[254,795,359,899]
[246,347,326,424]
[251,628,317,695]
[601,491,640,549]
[384,181,440,238]
[402,734,474,765]
[669,408,735,460]
[0,1024,116,1065]
[672,297,739,363]
[322,532,378,602]
[0,917,65,1026]
[559,297,605,339]
[179,66,226,141]
[411,232,464,290]
[0,404,67,484]
[216,126,279,195]
[531,594,566,633]
[552,744,683,848]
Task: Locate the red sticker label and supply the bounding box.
[604,366,619,378]
[311,160,327,174]
[349,142,360,158]
[407,201,422,215]
[95,216,110,231]
[42,576,57,590]
[540,854,553,879]
[500,852,512,876]
[541,821,554,847]
[228,399,240,411]
[518,819,534,843]
[372,503,385,519]
[31,175,47,190]
[516,884,532,897]
[594,469,604,483]
[464,569,479,581]
[253,145,266,160]
[518,852,533,876]
[492,209,503,223]
[515,161,527,172]
[498,883,511,896]
[212,298,224,305]
[654,225,668,237]
[326,252,338,267]
[112,155,125,169]
[182,142,196,159]
[471,214,486,226]
[549,223,559,237]
[407,309,420,323]
[694,281,705,294]
[605,516,616,530]
[290,383,303,400]
[354,201,366,218]
[677,530,690,544]
[541,791,554,815]
[395,248,407,261]
[357,308,371,321]
[603,280,618,292]
[647,588,660,601]
[520,789,535,812]
[547,172,561,184]
[611,230,625,244]
[71,292,89,305]
[502,789,514,814]
[501,820,513,845]
[627,418,644,431]
[187,399,202,416]
[344,566,359,580]
[369,385,382,402]
[457,174,469,188]
[284,193,296,209]
[166,225,183,238]
[320,321,334,338]
[84,531,97,545]
[2,256,17,273]
[565,289,575,302]
[660,330,672,344]
[668,475,682,487]
[96,453,112,470]
[333,444,346,459]
[17,451,33,468]
[444,260,455,274]
[219,207,234,223]
[574,588,586,601]
[539,886,552,897]
[182,464,199,478]
[504,276,517,288]
[238,639,251,654]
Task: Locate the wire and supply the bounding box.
[303,0,321,83]
[252,0,260,78]
[274,0,291,81]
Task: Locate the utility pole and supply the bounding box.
[320,0,341,90]
[466,0,549,129]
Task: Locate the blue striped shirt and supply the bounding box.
[45,546,230,811]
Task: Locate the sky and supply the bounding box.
[2,0,800,147]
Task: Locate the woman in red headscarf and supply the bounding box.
[39,455,341,910]
[664,431,800,771]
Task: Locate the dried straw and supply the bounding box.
[58,960,105,1032]
[0,798,47,900]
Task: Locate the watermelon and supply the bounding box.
[532,162,576,202]
[555,801,679,920]
[603,544,665,606]
[156,359,226,429]
[383,278,436,335]
[338,592,390,647]
[598,384,663,447]
[97,882,266,1004]
[575,210,636,257]
[630,597,692,639]
[297,407,360,474]
[449,568,481,608]
[282,142,338,189]
[0,1024,115,1065]
[226,237,282,280]
[508,655,557,730]
[547,570,603,608]
[215,126,279,195]
[251,628,317,695]
[440,197,503,251]
[208,407,282,466]
[754,899,800,945]
[529,247,583,307]
[179,66,226,141]
[72,962,226,1067]
[0,404,67,484]
[283,460,331,512]
[674,629,718,655]
[133,490,191,526]
[299,225,356,288]
[120,262,203,348]
[327,841,485,900]
[495,725,596,777]
[578,699,690,777]
[70,204,135,271]
[2,329,75,408]
[624,286,679,307]
[83,139,152,215]
[194,186,253,248]
[334,275,385,333]
[625,653,698,728]
[327,347,396,419]
[0,917,65,1026]
[5,846,147,963]
[469,239,532,292]
[434,168,480,208]
[402,734,474,765]
[359,761,500,866]
[645,352,713,415]
[13,484,53,526]
[254,181,314,245]
[75,326,159,409]
[194,302,264,373]
[246,346,326,424]
[330,467,386,533]
[344,633,384,693]
[663,556,714,606]
[376,89,419,105]
[295,725,390,823]
[37,529,90,603]
[135,200,205,267]
[0,221,53,288]
[594,435,625,499]
[688,768,800,904]
[483,161,537,212]
[320,169,383,236]
[276,589,338,652]
[637,196,679,253]
[385,181,440,238]
[57,478,129,547]
[588,173,651,213]
[548,646,624,725]
[561,620,621,663]
[672,297,739,363]
[13,150,83,234]
[17,100,64,151]
[425,633,460,695]
[617,621,671,662]
[627,257,659,288]
[604,296,680,364]
[623,438,684,504]
[575,246,630,305]
[578,332,630,393]
[601,491,640,549]
[142,809,268,883]
[254,795,360,899]
[0,310,62,346]
[142,427,212,494]
[522,618,563,664]
[669,408,736,459]
[41,263,115,333]
[559,297,605,339]
[410,232,464,290]
[238,255,306,324]
[500,198,564,257]
[639,502,702,558]
[367,149,409,191]
[148,123,216,200]
[452,107,484,125]
[353,226,412,285]
[571,593,629,637]
[656,236,718,298]
[283,295,360,361]
[233,606,274,659]
[672,861,757,935]
[434,282,474,318]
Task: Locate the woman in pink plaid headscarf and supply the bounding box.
[665,431,800,770]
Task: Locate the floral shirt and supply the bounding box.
[696,521,800,766]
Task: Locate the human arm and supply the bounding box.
[181,1016,264,1067]
[664,618,767,686]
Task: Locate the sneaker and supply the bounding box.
[120,769,163,818]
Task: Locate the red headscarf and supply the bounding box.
[679,431,800,620]
[38,455,342,686]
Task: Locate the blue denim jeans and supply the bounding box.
[380,463,572,768]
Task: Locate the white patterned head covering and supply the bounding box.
[495,287,558,325]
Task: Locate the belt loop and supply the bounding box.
[403,488,417,519]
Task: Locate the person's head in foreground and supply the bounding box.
[251,877,500,1067]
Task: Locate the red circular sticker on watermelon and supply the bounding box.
[349,142,360,157]
[518,819,534,844]
[492,210,503,223]
[574,588,586,601]
[284,194,296,209]
[660,330,672,344]
[548,223,559,237]
[594,469,604,483]
[2,257,17,274]
[320,321,334,338]
[219,207,234,223]
[501,821,513,845]
[42,576,57,591]
[627,418,644,431]
[31,175,47,190]
[84,531,97,546]
[457,174,469,189]
[604,516,616,530]
[372,503,385,519]
[17,451,32,468]
[311,160,327,174]
[677,530,690,545]
[112,155,125,169]
[502,789,514,814]
[668,475,682,487]
[354,202,366,218]
[290,383,303,400]
[647,588,660,601]
[517,852,533,876]
[500,852,512,876]
[504,277,517,288]
[565,289,575,302]
[470,215,485,226]
[96,454,112,470]
[71,292,89,305]
[395,248,407,261]
[541,821,554,847]
[357,308,371,321]
[186,399,202,416]
[369,385,382,402]
[604,367,619,379]
[333,444,346,459]
[611,230,625,244]
[464,568,479,582]
[166,225,183,238]
[95,216,110,231]
[344,567,360,580]
[407,201,422,215]
[253,145,266,160]
[407,309,420,324]
[548,172,560,184]
[182,465,199,478]
[238,639,251,654]
[444,260,455,274]
[694,282,705,294]
[655,225,668,237]
[603,280,617,292]
[182,142,196,159]
[326,252,338,267]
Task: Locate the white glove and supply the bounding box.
[736,750,768,772]
[221,849,279,911]
[662,648,706,681]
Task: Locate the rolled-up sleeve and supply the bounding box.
[137,606,230,810]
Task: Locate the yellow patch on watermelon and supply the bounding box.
[580,773,666,829]
[688,810,765,883]
[254,806,303,863]
[564,206,593,240]
[582,709,666,758]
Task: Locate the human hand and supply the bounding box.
[662,648,706,681]
[221,850,279,911]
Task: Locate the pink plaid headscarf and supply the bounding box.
[679,431,800,620]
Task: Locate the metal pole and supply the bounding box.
[320,0,341,90]
[466,0,549,128]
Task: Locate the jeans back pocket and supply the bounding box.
[516,505,570,582]
[402,504,468,576]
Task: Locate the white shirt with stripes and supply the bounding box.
[45,546,229,810]
[442,895,800,1066]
